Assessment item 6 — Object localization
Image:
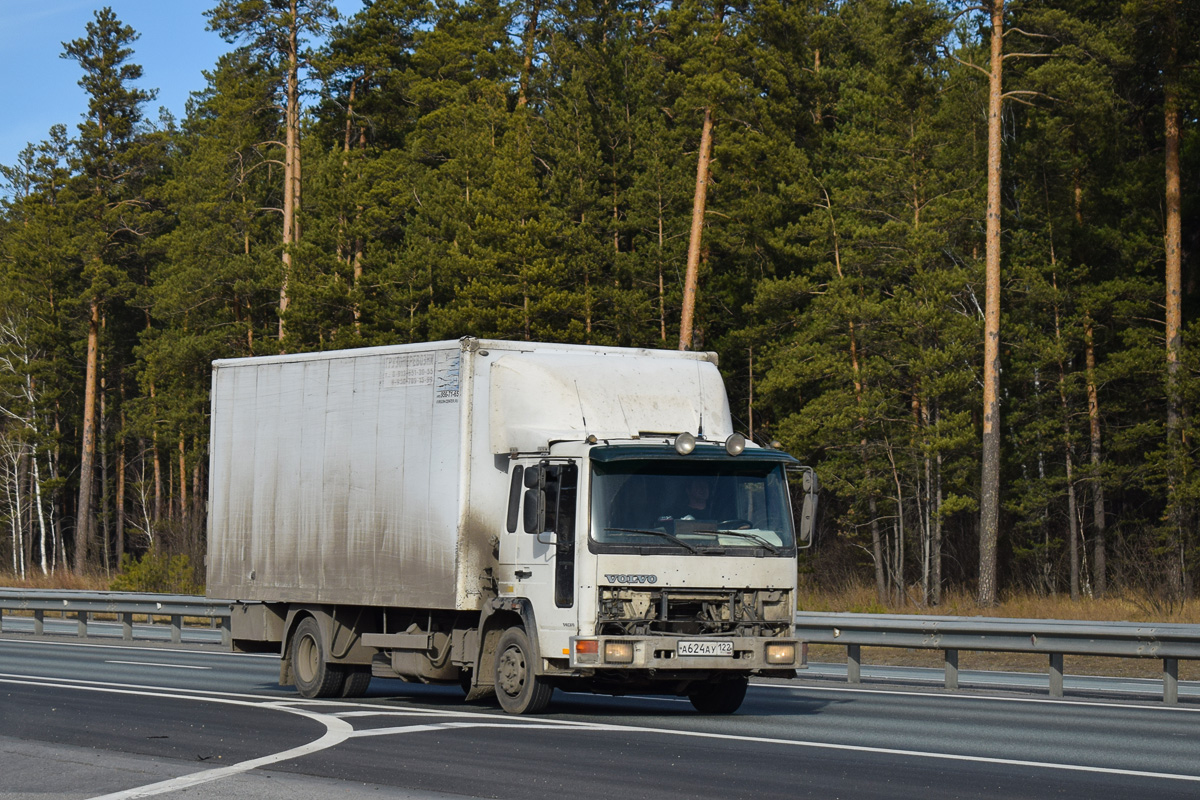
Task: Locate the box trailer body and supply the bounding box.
[207,338,817,714]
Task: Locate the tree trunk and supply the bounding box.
[870,498,886,603]
[1085,322,1106,595]
[517,0,539,107]
[978,0,1004,607]
[99,367,109,575]
[178,433,188,528]
[1057,341,1080,600]
[279,0,302,347]
[74,298,100,575]
[32,449,48,576]
[679,107,713,351]
[1162,0,1185,597]
[933,435,944,606]
[658,194,667,342]
[115,430,125,566]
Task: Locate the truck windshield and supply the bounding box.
[590,459,795,554]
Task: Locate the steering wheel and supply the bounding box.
[718,519,753,530]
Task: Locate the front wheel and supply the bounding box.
[687,676,748,714]
[494,627,553,715]
[291,617,347,698]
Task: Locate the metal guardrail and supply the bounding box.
[1,591,1194,704]
[795,611,1200,704]
[0,589,231,646]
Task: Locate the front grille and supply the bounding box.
[597,588,791,637]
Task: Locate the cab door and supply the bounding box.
[498,460,580,649]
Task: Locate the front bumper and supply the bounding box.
[569,635,802,671]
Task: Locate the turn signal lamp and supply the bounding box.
[766,642,796,665]
[604,641,635,664]
[575,639,599,664]
[675,432,697,455]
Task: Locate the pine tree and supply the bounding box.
[61,8,161,574]
[206,0,338,347]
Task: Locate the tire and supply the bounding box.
[494,627,553,715]
[341,667,372,698]
[291,617,347,698]
[687,676,748,714]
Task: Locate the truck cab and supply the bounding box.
[494,434,816,714]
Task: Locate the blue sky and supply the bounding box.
[0,1,361,176]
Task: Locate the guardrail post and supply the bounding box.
[170,615,182,644]
[0,606,4,632]
[1163,658,1179,705]
[77,611,88,638]
[944,649,959,690]
[220,615,231,647]
[122,613,133,640]
[1049,653,1064,698]
[847,644,861,684]
[34,609,44,635]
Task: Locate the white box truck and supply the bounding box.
[207,338,818,714]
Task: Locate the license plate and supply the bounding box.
[677,640,734,657]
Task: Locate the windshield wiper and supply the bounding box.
[693,529,781,554]
[604,527,701,554]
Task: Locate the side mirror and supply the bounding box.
[536,530,558,546]
[524,465,543,489]
[789,466,819,547]
[523,488,545,533]
[522,464,546,533]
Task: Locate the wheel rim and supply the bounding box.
[497,644,526,698]
[296,633,319,685]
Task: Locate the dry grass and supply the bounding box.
[0,571,112,592]
[797,577,1200,624]
[799,577,1200,682]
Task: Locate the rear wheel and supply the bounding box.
[494,627,552,715]
[291,617,346,698]
[687,676,748,714]
[341,667,372,698]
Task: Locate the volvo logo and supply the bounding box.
[604,573,658,584]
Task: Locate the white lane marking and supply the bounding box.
[580,719,1200,784]
[351,721,603,738]
[6,673,1199,786]
[0,676,352,800]
[753,680,1200,713]
[268,706,1200,785]
[105,660,211,670]
[88,703,355,800]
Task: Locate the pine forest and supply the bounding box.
[0,0,1197,608]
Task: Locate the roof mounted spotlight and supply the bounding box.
[674,432,697,456]
[724,433,746,456]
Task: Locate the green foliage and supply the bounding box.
[0,0,1198,603]
[109,550,202,595]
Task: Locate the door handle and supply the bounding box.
[514,569,533,580]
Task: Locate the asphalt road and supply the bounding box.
[1,636,1198,800]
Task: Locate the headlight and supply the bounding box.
[604,641,634,664]
[765,642,796,665]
